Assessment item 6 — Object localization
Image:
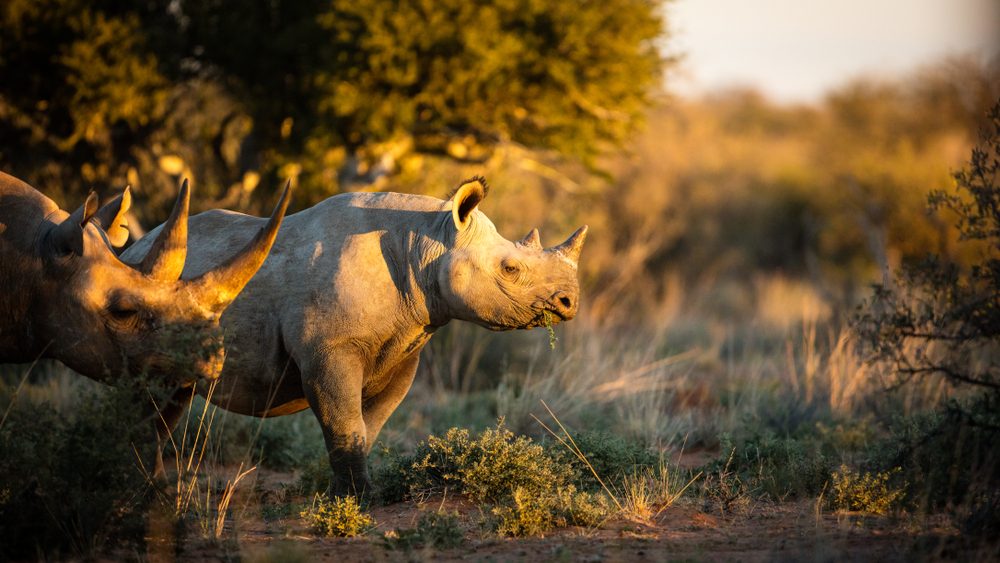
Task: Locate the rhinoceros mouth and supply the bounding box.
[519,308,568,330]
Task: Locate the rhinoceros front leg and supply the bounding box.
[362,354,420,446]
[300,350,371,498]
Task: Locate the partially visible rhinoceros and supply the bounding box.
[125,177,586,496]
[0,171,290,384]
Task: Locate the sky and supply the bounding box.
[666,0,1000,102]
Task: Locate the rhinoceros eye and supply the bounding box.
[109,305,138,320]
[500,260,522,279]
[107,295,143,327]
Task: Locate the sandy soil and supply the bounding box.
[136,465,997,563]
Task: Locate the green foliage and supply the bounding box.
[300,494,376,537]
[296,455,336,497]
[857,101,1000,403]
[1,0,665,207]
[175,403,326,472]
[378,422,611,536]
[708,432,832,501]
[547,430,659,491]
[854,100,1000,535]
[0,379,154,558]
[491,485,610,537]
[383,510,465,551]
[828,465,905,515]
[868,394,1000,517]
[408,423,574,503]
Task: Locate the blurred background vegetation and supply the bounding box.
[2,0,999,557]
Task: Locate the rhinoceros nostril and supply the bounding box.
[559,296,572,309]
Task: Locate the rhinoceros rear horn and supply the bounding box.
[92,186,132,248]
[516,228,542,250]
[188,180,292,313]
[135,179,190,281]
[49,191,100,255]
[547,225,588,265]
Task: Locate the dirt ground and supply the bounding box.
[140,465,997,563]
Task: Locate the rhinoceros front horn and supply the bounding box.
[187,180,293,313]
[547,225,588,265]
[135,179,190,281]
[516,228,542,250]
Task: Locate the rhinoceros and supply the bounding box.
[124,177,586,496]
[0,171,290,384]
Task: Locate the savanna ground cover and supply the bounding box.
[3,72,1000,560]
[2,1,1000,559]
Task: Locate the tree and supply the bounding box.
[858,100,1000,413]
[0,0,666,215]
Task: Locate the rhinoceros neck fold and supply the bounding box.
[388,215,452,330]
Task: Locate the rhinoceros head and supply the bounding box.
[35,179,291,383]
[436,177,587,331]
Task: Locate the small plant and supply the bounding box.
[493,486,564,537]
[619,462,700,522]
[700,448,755,515]
[543,310,558,350]
[828,465,905,515]
[709,431,832,501]
[383,510,464,550]
[385,420,611,536]
[300,494,375,537]
[408,422,574,504]
[547,430,660,491]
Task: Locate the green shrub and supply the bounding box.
[370,446,413,505]
[493,486,564,537]
[383,510,465,550]
[176,399,326,471]
[408,423,574,503]
[869,394,1000,528]
[296,455,334,496]
[709,431,831,500]
[547,430,659,491]
[0,379,154,559]
[300,494,375,537]
[828,465,905,514]
[378,422,612,536]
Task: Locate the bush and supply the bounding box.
[408,423,575,504]
[869,394,1000,523]
[378,422,612,536]
[300,494,375,537]
[0,379,155,559]
[709,431,832,501]
[547,430,659,491]
[828,465,905,514]
[383,511,465,551]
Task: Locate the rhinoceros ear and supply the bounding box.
[449,176,488,231]
[49,191,99,255]
[91,186,132,248]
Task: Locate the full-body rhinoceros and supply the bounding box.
[0,171,290,384]
[124,177,586,496]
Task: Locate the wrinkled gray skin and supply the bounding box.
[0,171,289,441]
[124,177,587,496]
